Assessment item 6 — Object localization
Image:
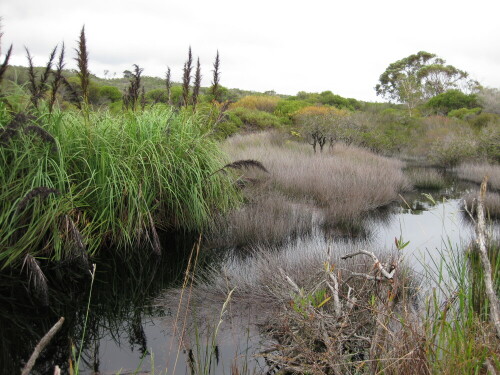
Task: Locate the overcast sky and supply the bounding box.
[1,0,499,102]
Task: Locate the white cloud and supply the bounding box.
[1,0,499,101]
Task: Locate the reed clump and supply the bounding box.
[455,162,500,190]
[406,167,447,190]
[462,191,500,219]
[0,104,240,271]
[209,131,410,246]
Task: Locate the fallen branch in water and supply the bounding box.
[22,317,65,375]
[475,176,500,340]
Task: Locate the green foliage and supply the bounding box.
[448,107,481,120]
[427,89,479,114]
[292,288,330,317]
[98,85,122,103]
[274,99,309,119]
[376,51,476,115]
[318,90,360,110]
[468,112,500,130]
[0,105,240,269]
[146,88,168,104]
[227,107,283,130]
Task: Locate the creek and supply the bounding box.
[0,169,497,375]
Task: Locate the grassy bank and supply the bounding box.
[0,104,239,271]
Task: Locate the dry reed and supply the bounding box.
[224,133,410,229]
[455,162,500,190]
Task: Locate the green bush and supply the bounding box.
[99,86,122,103]
[228,107,283,129]
[448,107,481,120]
[146,88,168,104]
[274,99,310,120]
[426,89,478,114]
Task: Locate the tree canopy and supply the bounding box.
[375,51,478,115]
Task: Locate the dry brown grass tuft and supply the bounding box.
[225,132,409,207]
[463,190,500,219]
[406,167,447,190]
[455,162,500,190]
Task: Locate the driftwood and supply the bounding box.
[21,317,65,375]
[475,177,500,339]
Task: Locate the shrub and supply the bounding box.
[227,107,282,129]
[99,86,122,103]
[430,134,477,167]
[426,89,479,114]
[146,88,168,104]
[274,99,309,120]
[231,95,280,113]
[478,124,500,162]
[448,107,481,120]
[468,112,500,130]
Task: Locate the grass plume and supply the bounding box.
[182,46,193,107]
[25,46,57,109]
[192,58,202,110]
[49,42,65,113]
[75,26,90,105]
[166,66,172,105]
[210,50,221,102]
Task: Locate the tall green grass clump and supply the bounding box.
[0,103,239,272]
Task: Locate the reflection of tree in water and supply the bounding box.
[0,233,196,374]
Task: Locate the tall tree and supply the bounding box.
[375,51,476,116]
[210,50,221,102]
[182,47,193,107]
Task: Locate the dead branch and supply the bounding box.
[22,317,65,375]
[475,176,500,339]
[341,250,397,280]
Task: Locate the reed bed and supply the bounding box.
[0,105,239,271]
[455,162,500,190]
[405,167,447,190]
[208,131,410,247]
[462,191,500,219]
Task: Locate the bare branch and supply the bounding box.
[22,317,65,375]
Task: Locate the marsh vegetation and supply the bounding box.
[1,25,499,375]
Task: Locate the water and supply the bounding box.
[1,171,497,374]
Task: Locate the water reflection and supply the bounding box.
[0,233,196,375]
[1,170,498,374]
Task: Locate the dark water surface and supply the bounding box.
[1,170,497,374]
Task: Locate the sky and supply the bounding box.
[1,0,499,102]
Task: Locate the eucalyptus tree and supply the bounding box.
[375,51,478,116]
